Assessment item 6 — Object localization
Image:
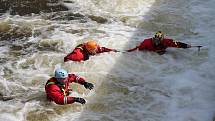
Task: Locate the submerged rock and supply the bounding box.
[63,0,74,3]
[88,15,108,24]
[37,39,64,51]
[0,93,16,101]
[0,25,32,41]
[0,21,11,33]
[45,12,86,21]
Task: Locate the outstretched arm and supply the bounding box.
[68,74,86,84]
[97,46,118,53]
[164,39,191,48]
[68,74,94,90]
[126,46,139,52]
[175,41,191,48]
[126,40,147,52]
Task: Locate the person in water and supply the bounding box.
[127,31,192,54]
[64,40,118,62]
[45,68,94,105]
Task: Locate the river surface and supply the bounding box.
[0,0,215,121]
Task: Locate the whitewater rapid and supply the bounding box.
[0,0,215,121]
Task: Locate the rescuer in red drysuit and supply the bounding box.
[45,68,94,105]
[64,40,118,62]
[127,31,191,54]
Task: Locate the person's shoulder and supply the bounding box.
[49,77,55,80]
[142,38,153,44]
[46,77,56,85]
[76,43,84,47]
[73,46,84,53]
[46,77,54,83]
[144,38,152,41]
[163,38,173,41]
[68,73,75,77]
[45,82,56,88]
[46,83,60,91]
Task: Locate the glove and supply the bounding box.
[83,82,94,90]
[74,97,86,104]
[180,43,191,48]
[187,44,191,48]
[113,49,120,52]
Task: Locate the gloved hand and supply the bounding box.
[74,97,86,104]
[83,82,94,90]
[187,44,191,48]
[113,49,120,52]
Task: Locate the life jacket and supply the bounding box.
[75,44,90,60]
[144,38,167,54]
[45,77,69,96]
[153,40,167,54]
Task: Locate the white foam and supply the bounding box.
[1,0,215,121]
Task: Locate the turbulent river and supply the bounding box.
[0,0,215,121]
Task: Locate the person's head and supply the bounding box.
[153,31,164,46]
[55,68,68,84]
[85,40,98,55]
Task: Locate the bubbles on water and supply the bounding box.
[0,0,214,121]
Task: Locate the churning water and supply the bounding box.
[0,0,215,121]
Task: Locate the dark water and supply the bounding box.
[0,0,68,15]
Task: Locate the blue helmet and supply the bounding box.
[55,68,68,79]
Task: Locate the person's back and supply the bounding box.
[64,44,90,62]
[64,40,118,62]
[138,38,167,51]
